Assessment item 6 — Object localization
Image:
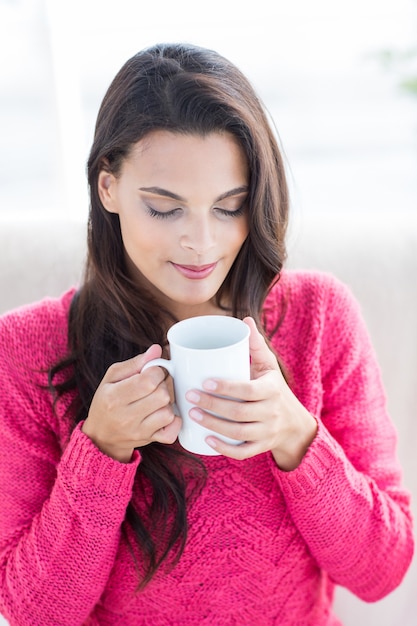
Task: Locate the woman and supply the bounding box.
[0,43,413,625]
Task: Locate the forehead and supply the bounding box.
[124,130,249,186]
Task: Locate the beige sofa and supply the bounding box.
[0,211,416,626]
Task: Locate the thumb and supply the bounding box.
[104,344,163,383]
[138,343,163,371]
[243,317,279,374]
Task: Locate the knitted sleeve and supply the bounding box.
[269,273,414,601]
[0,301,140,626]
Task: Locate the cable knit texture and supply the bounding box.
[0,271,413,626]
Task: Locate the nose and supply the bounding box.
[180,215,216,256]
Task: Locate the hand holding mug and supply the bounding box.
[185,317,318,469]
[82,344,181,463]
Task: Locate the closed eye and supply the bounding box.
[214,205,246,218]
[146,206,182,220]
[146,205,246,220]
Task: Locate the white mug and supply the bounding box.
[142,315,250,455]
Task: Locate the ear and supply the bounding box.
[97,169,119,214]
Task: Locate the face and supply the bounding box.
[98,130,250,320]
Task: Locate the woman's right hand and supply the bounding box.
[81,345,181,462]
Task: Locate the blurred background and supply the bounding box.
[0,0,416,221]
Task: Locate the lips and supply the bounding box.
[171,262,217,279]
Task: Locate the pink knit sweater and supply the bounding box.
[0,271,413,626]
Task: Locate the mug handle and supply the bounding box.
[141,358,174,377]
[141,358,179,415]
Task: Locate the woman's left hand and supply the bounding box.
[186,317,318,470]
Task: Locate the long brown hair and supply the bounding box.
[49,42,289,586]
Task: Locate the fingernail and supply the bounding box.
[206,437,218,448]
[189,408,203,421]
[203,379,217,391]
[186,391,200,403]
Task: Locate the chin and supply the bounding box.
[168,291,220,312]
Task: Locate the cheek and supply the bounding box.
[121,218,167,253]
[231,220,249,250]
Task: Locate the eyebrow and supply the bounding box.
[139,185,249,203]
